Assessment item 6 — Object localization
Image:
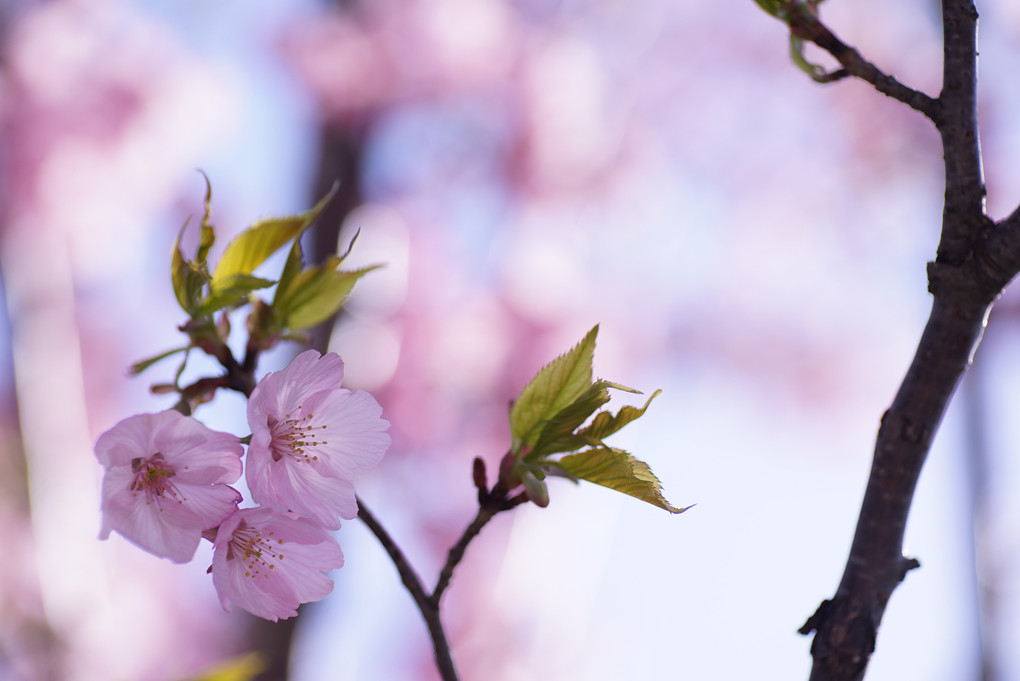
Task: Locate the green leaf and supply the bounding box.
[128,346,189,376]
[272,228,372,331]
[525,381,611,459]
[790,34,829,82]
[552,447,689,514]
[198,273,277,315]
[753,0,782,18]
[169,173,219,317]
[754,0,826,22]
[196,170,216,263]
[211,217,306,286]
[756,1,837,81]
[510,325,599,450]
[577,389,661,444]
[276,262,380,331]
[171,232,192,313]
[273,237,306,310]
[527,380,645,460]
[171,221,210,316]
[210,184,338,288]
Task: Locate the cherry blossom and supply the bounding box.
[210,506,344,621]
[246,350,390,529]
[95,410,243,563]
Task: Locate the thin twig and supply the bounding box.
[433,506,498,604]
[356,458,529,681]
[356,497,459,681]
[433,493,527,603]
[787,9,939,121]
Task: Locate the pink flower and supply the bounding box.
[210,506,344,621]
[95,410,243,563]
[246,350,390,529]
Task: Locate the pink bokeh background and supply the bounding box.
[3,0,1020,679]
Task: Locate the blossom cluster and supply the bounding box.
[94,350,390,621]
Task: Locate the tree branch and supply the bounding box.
[936,0,986,262]
[433,506,498,605]
[356,458,530,681]
[801,295,992,681]
[433,492,527,603]
[786,9,938,120]
[356,497,459,681]
[798,2,1020,679]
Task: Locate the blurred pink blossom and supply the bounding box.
[246,350,390,529]
[94,410,243,564]
[210,506,344,622]
[280,0,516,124]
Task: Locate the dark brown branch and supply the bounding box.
[356,497,459,681]
[983,209,1020,279]
[802,295,992,681]
[799,2,1020,680]
[356,459,529,681]
[433,506,498,604]
[935,0,986,262]
[787,10,938,120]
[433,491,527,603]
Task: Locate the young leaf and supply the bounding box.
[753,0,782,18]
[273,237,306,310]
[276,263,381,331]
[210,184,338,288]
[552,447,689,514]
[510,325,599,449]
[171,221,210,316]
[525,380,610,460]
[577,389,662,444]
[171,235,192,313]
[198,273,277,316]
[525,380,645,460]
[790,35,829,83]
[211,217,307,286]
[196,170,216,263]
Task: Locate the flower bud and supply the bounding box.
[519,469,549,508]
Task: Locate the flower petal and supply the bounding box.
[211,507,343,621]
[250,350,345,418]
[306,389,390,480]
[94,410,243,562]
[245,351,388,529]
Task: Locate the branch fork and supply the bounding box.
[778,2,1020,679]
[356,455,529,681]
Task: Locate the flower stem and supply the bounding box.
[357,485,528,681]
[432,506,497,603]
[433,491,527,603]
[356,497,459,681]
